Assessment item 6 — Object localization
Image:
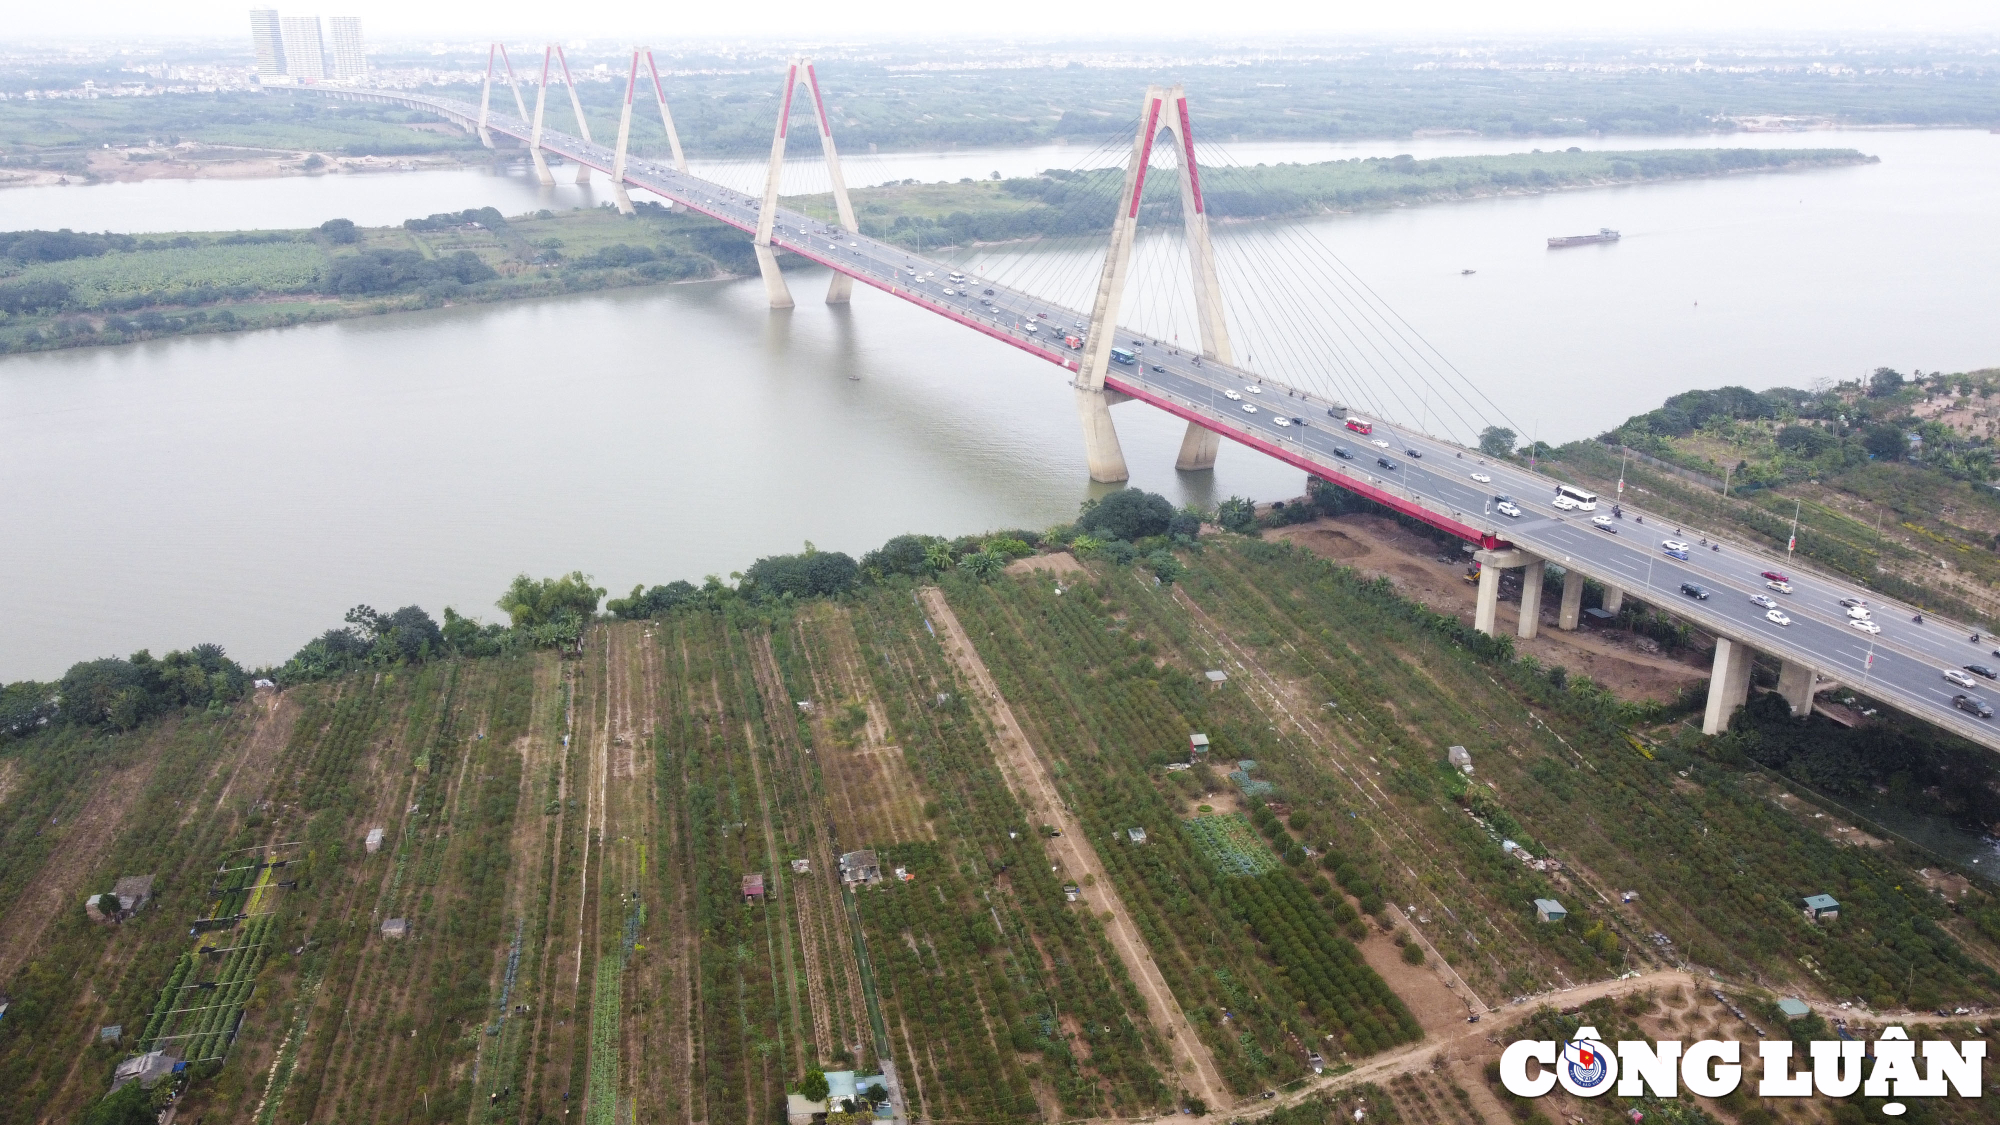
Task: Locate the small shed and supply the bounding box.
[1189,733,1210,754]
[1127,827,1147,844]
[1204,670,1228,683]
[113,875,154,913]
[99,1025,123,1043]
[381,917,409,939]
[110,1048,182,1093]
[1448,746,1473,774]
[742,873,766,902]
[365,827,385,854]
[1803,894,1840,922]
[790,858,811,875]
[1064,883,1080,902]
[840,850,882,886]
[1534,898,1567,923]
[1777,997,1813,1018]
[785,1093,827,1125]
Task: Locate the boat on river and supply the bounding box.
[1548,228,1621,248]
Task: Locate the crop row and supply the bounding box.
[849,591,1179,1116]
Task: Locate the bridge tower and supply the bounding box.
[1073,84,1236,483]
[605,48,690,215]
[475,45,498,148]
[526,47,560,186]
[753,57,861,310]
[551,45,597,185]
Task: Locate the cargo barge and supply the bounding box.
[1548,228,1621,248]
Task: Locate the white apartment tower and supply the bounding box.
[327,17,366,83]
[280,15,326,81]
[249,9,286,78]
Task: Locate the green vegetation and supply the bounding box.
[13,488,2000,1120]
[0,202,766,355]
[799,147,1872,250]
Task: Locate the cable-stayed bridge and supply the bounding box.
[317,50,2000,752]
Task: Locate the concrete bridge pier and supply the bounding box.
[1517,558,1547,639]
[1175,426,1221,472]
[1558,567,1584,631]
[1603,586,1626,614]
[1076,389,1131,483]
[1778,660,1819,717]
[1472,548,1530,637]
[1703,637,1756,735]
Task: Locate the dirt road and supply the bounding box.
[919,587,1234,1114]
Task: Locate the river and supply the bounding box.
[2,128,1996,679]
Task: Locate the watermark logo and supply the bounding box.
[1559,1030,1616,1096]
[1500,1026,1984,1116]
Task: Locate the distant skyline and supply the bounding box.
[5,0,2000,40]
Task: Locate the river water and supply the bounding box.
[3,128,1996,678]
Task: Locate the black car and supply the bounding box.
[1327,407,1342,417]
[1150,364,1165,372]
[1969,665,1999,680]
[1332,446,1352,459]
[1680,582,1710,600]
[1292,417,1307,427]
[1493,494,1512,505]
[1405,448,1423,459]
[982,288,994,295]
[1377,457,1398,470]
[1956,694,1995,719]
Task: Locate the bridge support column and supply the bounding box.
[1518,558,1546,640]
[1703,637,1755,735]
[1558,567,1584,631]
[752,59,804,310]
[640,49,689,211]
[555,46,595,185]
[1603,585,1625,615]
[1076,388,1131,483]
[477,46,497,149]
[527,49,555,186]
[1472,549,1527,637]
[1778,660,1818,718]
[1175,426,1221,472]
[795,59,861,306]
[608,51,640,215]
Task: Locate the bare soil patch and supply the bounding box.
[1354,917,1480,1035]
[1007,551,1087,578]
[1271,515,1708,702]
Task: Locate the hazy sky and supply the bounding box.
[11,0,2000,42]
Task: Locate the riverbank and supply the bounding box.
[0,143,477,188]
[0,145,1876,355]
[794,146,1875,249]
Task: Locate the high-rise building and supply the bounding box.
[280,15,326,81]
[327,17,367,83]
[249,9,286,78]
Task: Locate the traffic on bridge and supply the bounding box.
[316,58,2000,755]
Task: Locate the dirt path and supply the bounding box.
[918,586,1232,1113]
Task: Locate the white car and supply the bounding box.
[1590,515,1617,533]
[942,288,956,296]
[1371,439,1390,448]
[1750,594,1778,609]
[1242,404,1258,414]
[1850,619,1882,635]
[1662,539,1690,554]
[1767,580,1794,594]
[1274,416,1292,427]
[1552,495,1581,511]
[1224,390,1242,401]
[1470,472,1491,483]
[1945,668,1979,689]
[1765,609,1792,626]
[1245,386,1263,395]
[1496,501,1523,518]
[1847,605,1871,620]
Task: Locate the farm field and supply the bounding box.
[7,535,2000,1124]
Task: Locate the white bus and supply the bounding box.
[1555,484,1599,511]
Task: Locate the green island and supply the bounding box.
[0,146,1870,355]
[3,487,1998,1125]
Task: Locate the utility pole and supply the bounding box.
[1722,462,1733,498]
[1616,447,1628,501]
[1787,498,1802,563]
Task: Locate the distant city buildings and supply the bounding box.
[249,9,285,78]
[248,9,366,85]
[280,16,326,80]
[328,16,368,83]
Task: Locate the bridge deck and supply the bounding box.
[316,85,2000,753]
